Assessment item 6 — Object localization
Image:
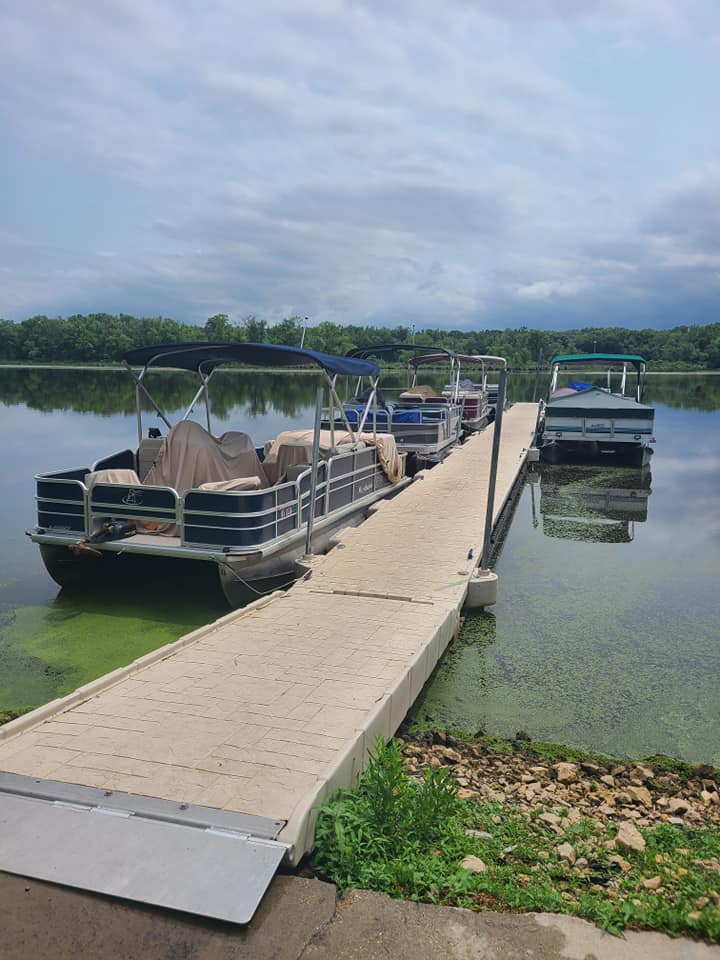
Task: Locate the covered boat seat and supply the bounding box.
[144,420,270,492]
[85,468,142,490]
[262,441,314,485]
[342,407,423,424]
[265,428,404,484]
[343,407,389,424]
[197,476,265,492]
[399,384,442,402]
[137,437,164,480]
[262,433,365,484]
[84,466,264,495]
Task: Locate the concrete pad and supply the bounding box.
[303,888,720,960]
[0,872,337,960]
[4,849,714,960]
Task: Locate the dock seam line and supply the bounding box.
[308,588,435,605]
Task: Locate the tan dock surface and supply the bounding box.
[0,403,538,861]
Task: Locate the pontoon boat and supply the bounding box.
[27,342,409,606]
[536,353,655,466]
[412,352,507,433]
[324,344,463,469]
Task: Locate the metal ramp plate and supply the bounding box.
[0,773,288,925]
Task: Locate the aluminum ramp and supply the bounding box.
[0,773,287,924]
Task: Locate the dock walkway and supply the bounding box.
[0,405,538,876]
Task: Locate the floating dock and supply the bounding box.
[0,403,538,923]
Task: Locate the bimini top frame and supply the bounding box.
[346,343,458,404]
[548,353,648,403]
[410,353,507,399]
[346,343,455,363]
[122,341,381,449]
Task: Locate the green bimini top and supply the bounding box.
[550,353,647,371]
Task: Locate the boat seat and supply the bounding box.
[390,408,423,423]
[144,421,270,492]
[138,437,164,480]
[85,468,142,491]
[344,408,390,424]
[285,463,311,482]
[399,385,437,401]
[264,441,315,484]
[198,476,265,491]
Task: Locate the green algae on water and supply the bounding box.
[0,566,227,716]
[407,458,720,766]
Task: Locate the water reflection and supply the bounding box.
[0,368,427,420]
[407,394,720,763]
[2,369,719,760]
[0,368,324,420]
[529,465,652,544]
[2,367,720,414]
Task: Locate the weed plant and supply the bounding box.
[313,738,720,941]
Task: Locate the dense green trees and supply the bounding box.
[0,314,718,369]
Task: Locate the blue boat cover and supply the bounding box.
[343,407,422,424]
[123,342,380,378]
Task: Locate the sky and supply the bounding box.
[1,0,719,331]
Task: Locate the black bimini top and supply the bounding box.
[347,343,454,362]
[123,342,381,378]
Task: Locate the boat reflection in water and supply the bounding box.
[528,464,652,544]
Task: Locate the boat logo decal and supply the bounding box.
[122,488,144,505]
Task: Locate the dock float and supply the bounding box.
[0,403,539,923]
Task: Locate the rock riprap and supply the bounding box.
[399,734,720,833]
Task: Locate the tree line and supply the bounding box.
[1,313,719,369]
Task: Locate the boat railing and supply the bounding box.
[183,479,310,548]
[90,482,179,531]
[34,444,390,552]
[35,471,90,535]
[327,399,462,429]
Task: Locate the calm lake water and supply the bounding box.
[408,375,720,764]
[0,368,718,763]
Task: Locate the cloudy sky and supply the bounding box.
[1,0,719,330]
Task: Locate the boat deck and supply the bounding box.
[0,404,538,864]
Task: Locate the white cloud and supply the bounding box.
[514,279,593,301]
[0,0,718,327]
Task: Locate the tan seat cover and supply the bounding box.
[145,421,269,493]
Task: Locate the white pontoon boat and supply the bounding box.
[536,353,655,466]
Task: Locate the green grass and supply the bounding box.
[312,738,720,941]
